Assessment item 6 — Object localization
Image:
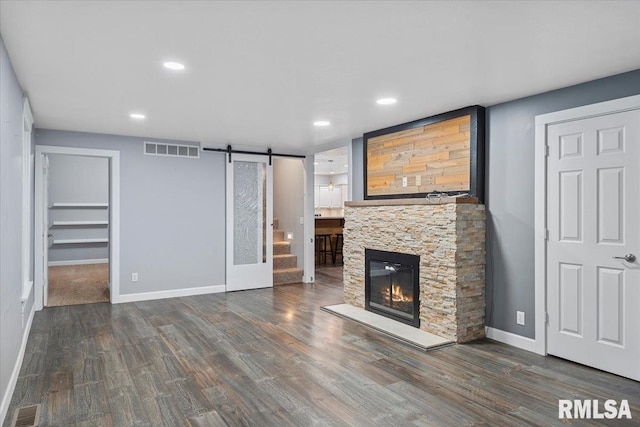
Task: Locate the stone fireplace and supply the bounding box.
[343,197,485,343]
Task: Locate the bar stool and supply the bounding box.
[315,234,333,265]
[333,233,343,265]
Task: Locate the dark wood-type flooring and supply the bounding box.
[5,266,640,426]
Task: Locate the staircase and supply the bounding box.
[273,219,304,285]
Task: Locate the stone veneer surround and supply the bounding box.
[343,198,486,343]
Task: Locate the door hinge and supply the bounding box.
[544,229,549,241]
[545,312,549,325]
[544,145,550,157]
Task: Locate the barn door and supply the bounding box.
[225,153,273,291]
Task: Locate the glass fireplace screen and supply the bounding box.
[365,249,420,327]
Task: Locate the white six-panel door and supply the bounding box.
[546,109,640,381]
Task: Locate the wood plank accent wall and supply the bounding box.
[366,115,471,196]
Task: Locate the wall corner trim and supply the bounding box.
[0,303,35,426]
[21,281,33,303]
[485,326,542,355]
[115,284,226,304]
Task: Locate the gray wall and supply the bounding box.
[0,35,35,421]
[351,69,640,339]
[351,137,364,201]
[485,69,640,338]
[47,154,110,263]
[273,157,305,269]
[36,129,226,295]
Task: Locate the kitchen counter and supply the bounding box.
[315,217,344,264]
[315,217,344,228]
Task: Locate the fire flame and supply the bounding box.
[384,284,412,303]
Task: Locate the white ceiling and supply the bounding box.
[1,1,639,154]
[315,146,349,175]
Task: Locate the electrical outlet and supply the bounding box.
[132,273,138,282]
[517,311,525,326]
[402,176,408,187]
[299,216,304,225]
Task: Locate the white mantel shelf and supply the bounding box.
[345,197,479,207]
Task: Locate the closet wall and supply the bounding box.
[47,154,109,265]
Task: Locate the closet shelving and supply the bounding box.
[49,203,109,245]
[52,238,109,245]
[50,202,109,208]
[51,220,109,226]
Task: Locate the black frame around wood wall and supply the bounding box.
[363,105,485,202]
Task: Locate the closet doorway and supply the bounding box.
[47,154,110,306]
[35,146,120,310]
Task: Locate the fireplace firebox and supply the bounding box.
[365,249,420,327]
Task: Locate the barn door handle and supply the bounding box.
[612,254,636,263]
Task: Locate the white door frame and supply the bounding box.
[34,145,121,310]
[303,155,315,283]
[305,144,352,281]
[534,94,640,356]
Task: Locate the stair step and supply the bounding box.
[273,241,291,255]
[273,229,285,242]
[273,267,303,286]
[274,254,297,269]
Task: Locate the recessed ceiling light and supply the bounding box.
[344,164,348,167]
[330,171,335,174]
[163,61,185,71]
[313,162,319,165]
[130,113,146,120]
[376,98,397,105]
[313,121,330,127]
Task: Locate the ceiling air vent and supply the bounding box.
[11,404,40,427]
[144,141,200,158]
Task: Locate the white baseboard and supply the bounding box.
[115,284,226,304]
[0,303,35,426]
[485,326,539,354]
[48,258,109,267]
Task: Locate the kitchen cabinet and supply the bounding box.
[319,186,331,207]
[317,185,342,208]
[330,186,342,207]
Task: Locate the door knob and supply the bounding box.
[612,254,636,263]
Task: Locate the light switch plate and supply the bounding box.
[132,273,139,282]
[402,176,408,187]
